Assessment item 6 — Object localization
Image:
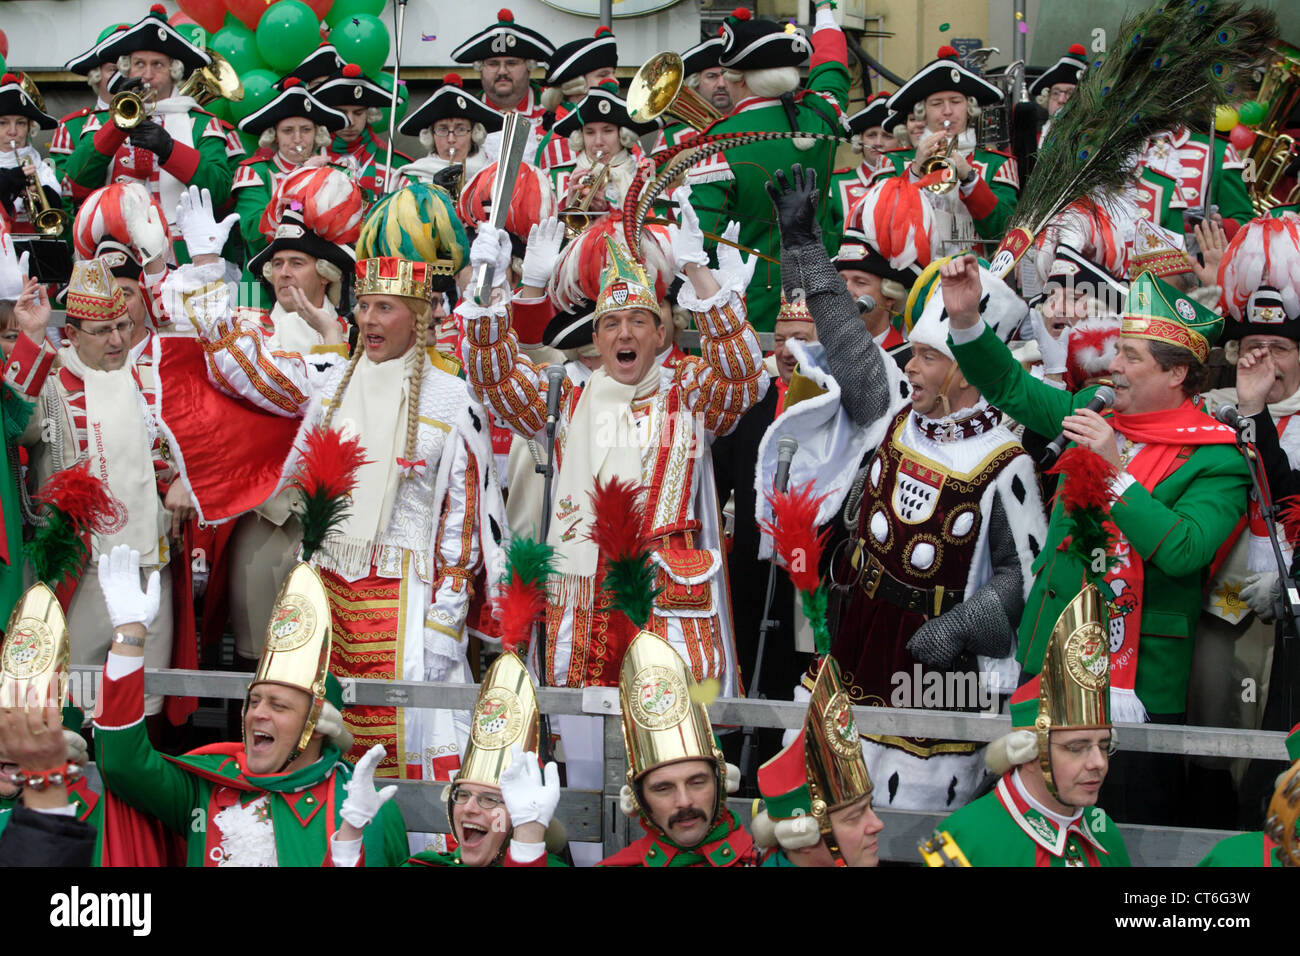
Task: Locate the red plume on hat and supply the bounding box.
[492,536,556,654]
[73,182,173,262]
[443,72,464,87]
[288,426,371,562]
[261,166,363,244]
[938,45,959,59]
[760,481,832,654]
[849,177,937,272]
[1219,214,1300,323]
[27,462,127,589]
[457,161,555,244]
[1068,43,1087,55]
[552,213,672,313]
[342,63,362,78]
[498,8,514,22]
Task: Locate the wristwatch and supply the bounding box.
[961,167,978,186]
[112,632,146,648]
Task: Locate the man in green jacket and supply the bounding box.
[686,2,850,332]
[1198,723,1299,867]
[62,10,235,264]
[93,548,408,866]
[926,587,1131,867]
[944,254,1250,824]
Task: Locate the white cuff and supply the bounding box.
[675,269,744,314]
[105,652,145,681]
[329,832,364,868]
[1110,472,1136,496]
[509,839,546,863]
[814,5,837,30]
[948,320,987,345]
[34,804,79,817]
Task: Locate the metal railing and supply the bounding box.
[70,665,1291,865]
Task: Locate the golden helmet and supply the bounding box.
[0,583,70,710]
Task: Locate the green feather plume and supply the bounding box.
[1013,0,1276,239]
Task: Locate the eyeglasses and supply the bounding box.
[77,320,133,340]
[1054,739,1118,758]
[449,786,503,811]
[433,125,472,138]
[1242,342,1298,359]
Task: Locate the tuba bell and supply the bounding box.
[175,51,245,107]
[627,52,724,133]
[1245,43,1300,213]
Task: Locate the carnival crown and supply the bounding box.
[356,182,468,281]
[594,236,659,322]
[65,257,128,324]
[354,256,435,302]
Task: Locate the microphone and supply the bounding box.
[774,436,799,494]
[1038,385,1115,467]
[1215,403,1249,432]
[544,364,566,427]
[855,294,877,315]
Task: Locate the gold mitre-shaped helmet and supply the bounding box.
[459,652,541,788]
[1,584,70,710]
[803,655,873,823]
[618,631,724,803]
[1009,583,1110,797]
[594,236,659,322]
[247,562,334,753]
[755,656,872,855]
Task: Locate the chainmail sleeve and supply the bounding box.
[779,236,892,429]
[906,495,1025,668]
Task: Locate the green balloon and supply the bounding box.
[212,22,268,75]
[233,68,279,122]
[1238,99,1267,127]
[257,1,322,73]
[176,23,209,52]
[206,96,233,123]
[331,14,389,77]
[0,55,6,77]
[324,0,385,28]
[370,71,408,133]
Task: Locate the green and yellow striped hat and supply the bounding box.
[356,182,468,285]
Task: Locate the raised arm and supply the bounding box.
[768,165,891,429]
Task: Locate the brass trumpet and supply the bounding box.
[919,121,959,195]
[562,151,611,238]
[9,141,68,237]
[110,85,158,130]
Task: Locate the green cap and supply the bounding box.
[1121,270,1222,363]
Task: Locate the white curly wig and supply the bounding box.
[540,75,588,112]
[418,121,487,154]
[722,66,800,99]
[259,124,333,152]
[911,96,982,122]
[117,55,186,85]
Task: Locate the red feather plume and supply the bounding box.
[760,481,832,595]
[288,426,371,561]
[1049,446,1117,513]
[588,476,648,563]
[1279,495,1300,550]
[497,573,548,654]
[35,461,125,535]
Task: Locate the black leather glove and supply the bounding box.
[128,120,174,163]
[431,163,463,194]
[765,163,820,247]
[0,166,25,204]
[112,75,145,97]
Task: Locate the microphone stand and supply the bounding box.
[1231,425,1298,731]
[382,0,409,195]
[530,369,565,763]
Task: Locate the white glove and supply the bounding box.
[121,184,168,263]
[498,743,560,829]
[1241,572,1281,623]
[339,744,398,829]
[470,222,513,289]
[715,220,756,287]
[667,186,709,272]
[0,230,28,300]
[97,545,162,630]
[1031,308,1069,375]
[520,217,565,290]
[175,185,238,258]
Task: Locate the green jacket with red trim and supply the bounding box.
[950,323,1250,714]
[1197,831,1286,867]
[935,772,1130,867]
[878,145,1020,241]
[93,657,408,867]
[599,808,757,867]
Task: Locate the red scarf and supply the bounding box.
[1101,401,1236,720]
